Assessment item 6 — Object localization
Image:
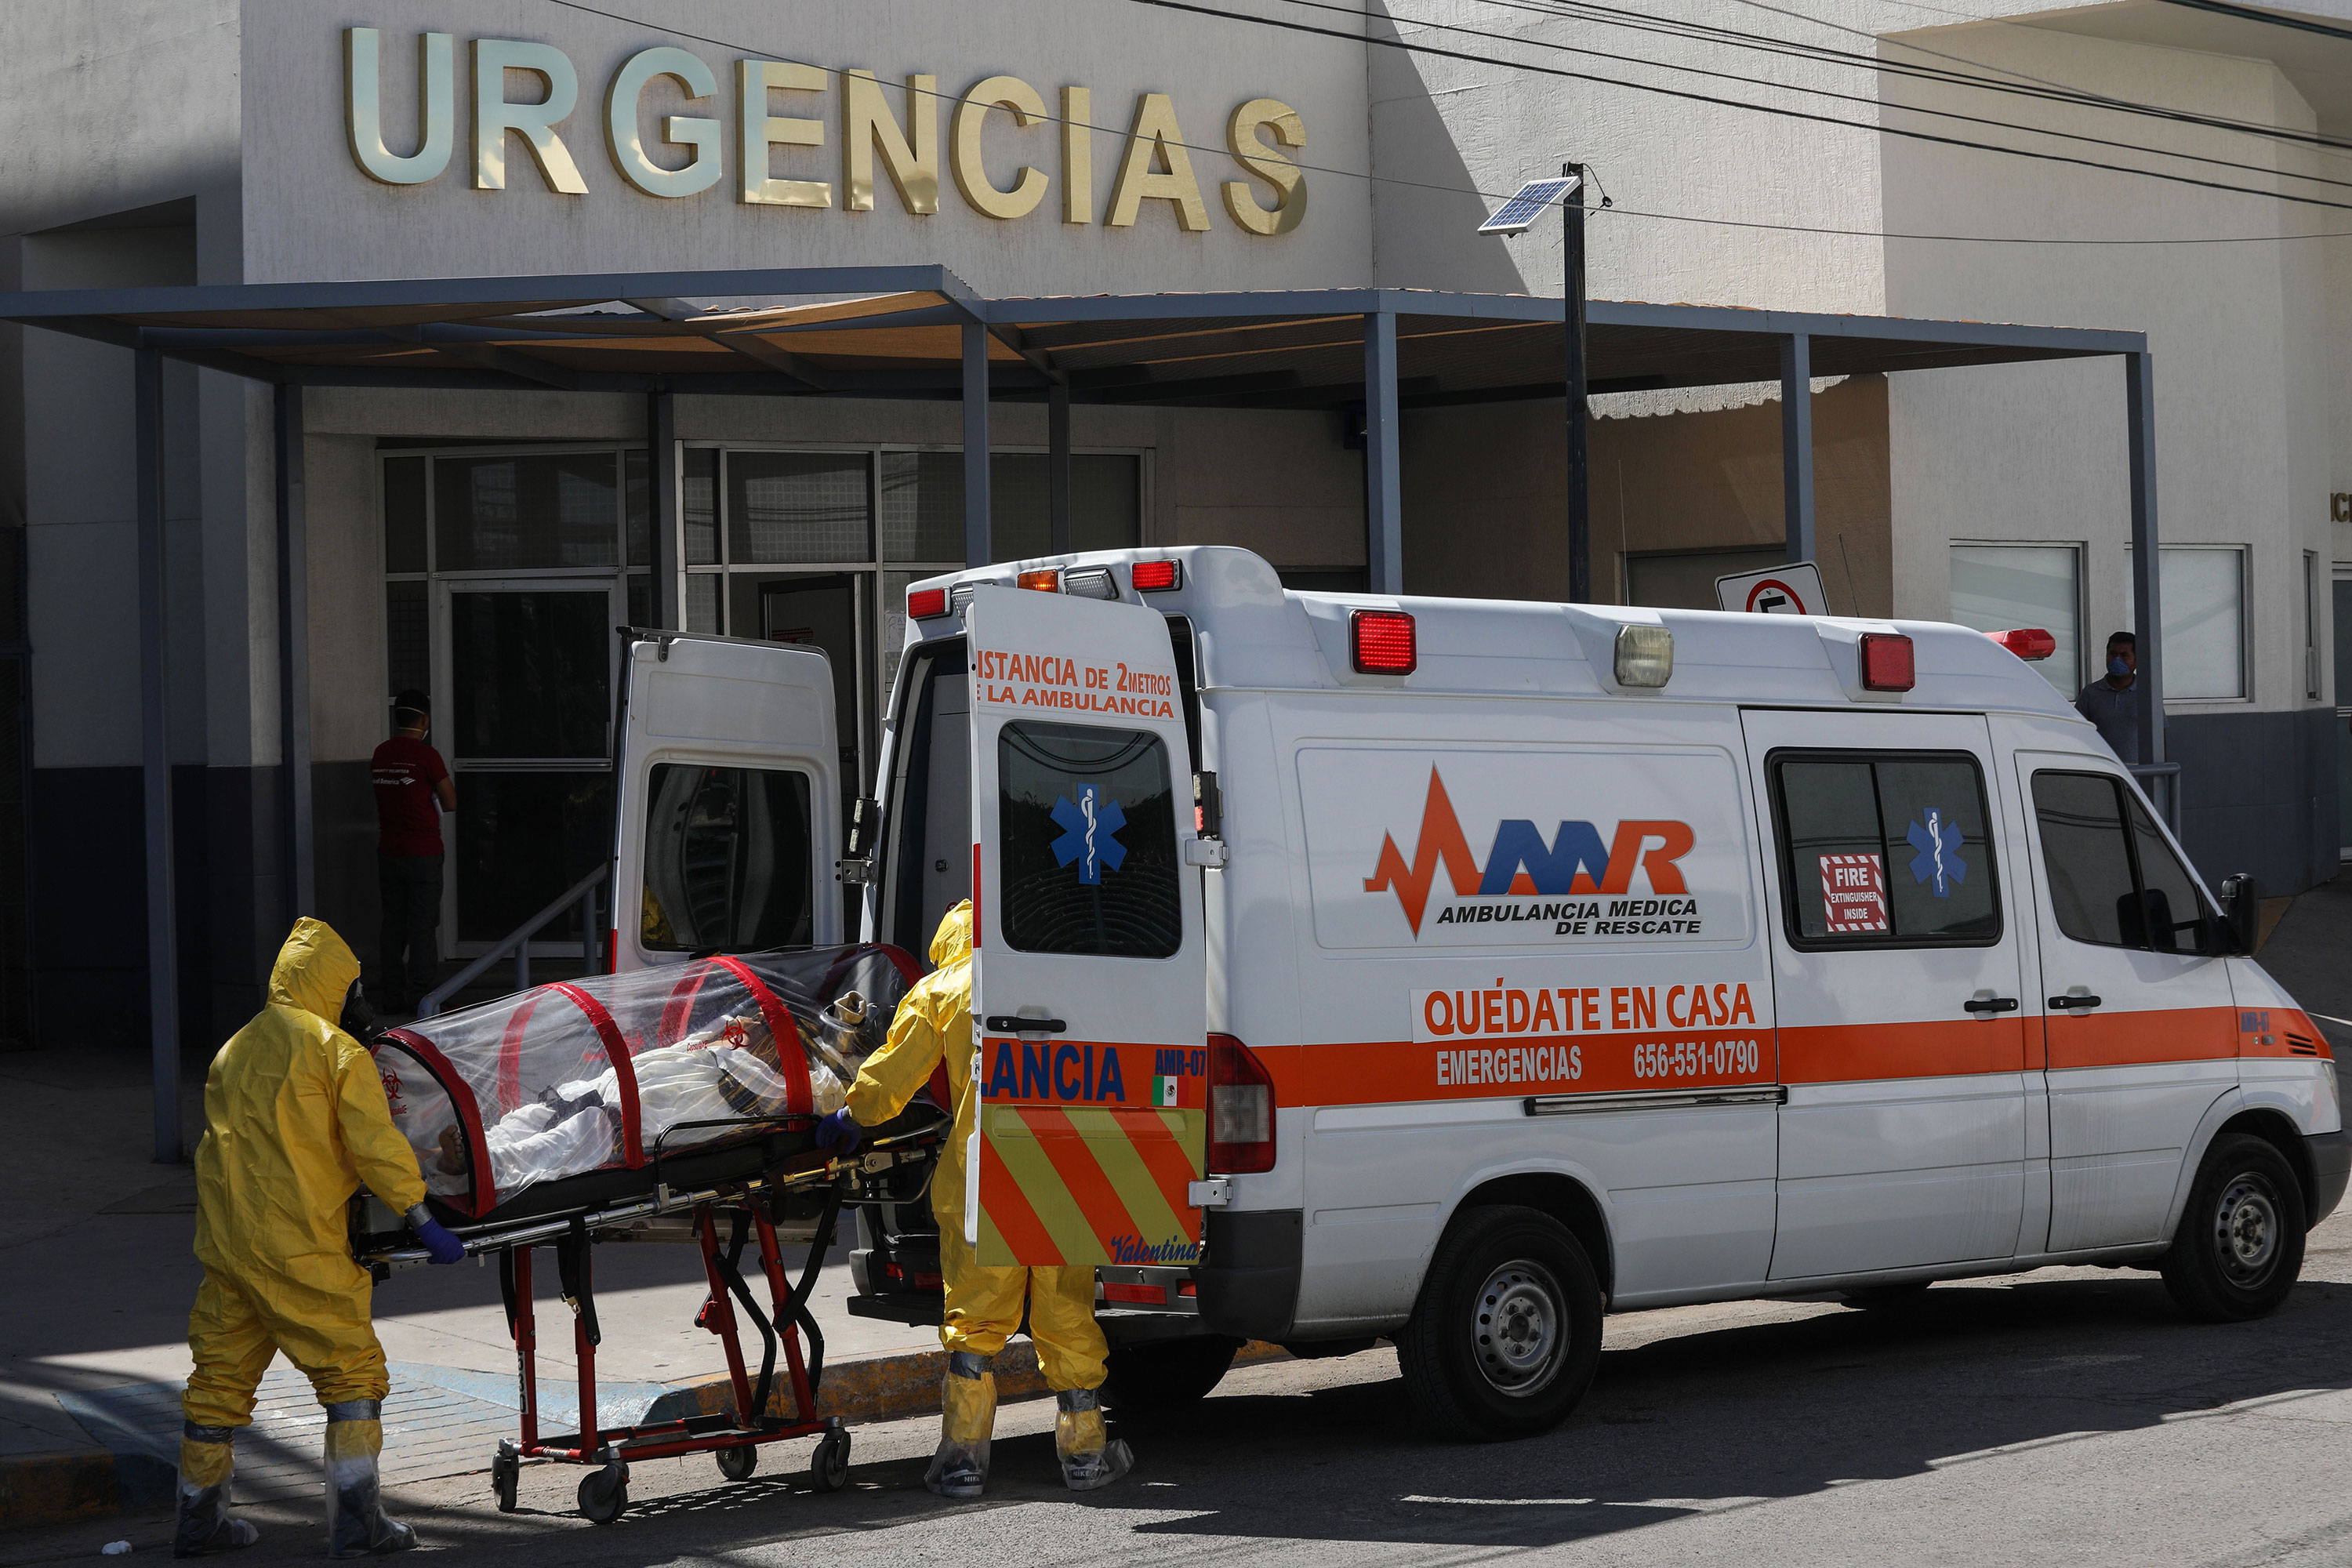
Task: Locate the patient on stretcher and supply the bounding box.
[432,992,877,1199]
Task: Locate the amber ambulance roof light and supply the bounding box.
[1351,609,1417,675]
[1860,632,1916,691]
[1987,627,2056,662]
[1017,568,1061,593]
[907,587,949,619]
[1132,558,1182,592]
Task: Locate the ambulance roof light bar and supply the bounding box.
[907,586,948,619]
[1017,568,1060,593]
[1350,609,1417,675]
[1860,632,1916,691]
[1987,627,2056,661]
[1131,559,1182,592]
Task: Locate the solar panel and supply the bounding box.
[1477,176,1582,235]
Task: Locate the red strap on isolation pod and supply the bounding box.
[548,982,644,1169]
[706,956,814,1117]
[383,1026,499,1218]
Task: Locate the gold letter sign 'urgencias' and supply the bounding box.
[343,28,1305,236]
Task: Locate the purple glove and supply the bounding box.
[406,1205,466,1265]
[815,1109,864,1155]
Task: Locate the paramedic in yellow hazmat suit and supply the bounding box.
[815,901,1131,1497]
[176,919,466,1559]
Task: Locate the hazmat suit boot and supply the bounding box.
[924,1352,995,1498]
[323,1401,415,1557]
[172,1424,259,1558]
[1054,1388,1134,1492]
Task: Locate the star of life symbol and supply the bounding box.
[1906,808,1966,898]
[1051,785,1127,886]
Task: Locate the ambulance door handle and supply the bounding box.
[1963,996,2019,1014]
[984,1014,1067,1035]
[2047,994,2103,1011]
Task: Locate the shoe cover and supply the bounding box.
[173,1426,259,1559]
[323,1402,416,1558]
[1054,1388,1133,1491]
[926,1352,995,1497]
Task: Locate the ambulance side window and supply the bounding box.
[2031,770,2219,956]
[996,720,1181,959]
[640,762,815,952]
[1770,750,2000,948]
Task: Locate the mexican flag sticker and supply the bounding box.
[1151,1075,1181,1108]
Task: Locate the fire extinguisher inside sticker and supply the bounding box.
[1820,853,1888,933]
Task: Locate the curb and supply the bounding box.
[0,1340,1287,1533]
[646,1338,1290,1426]
[0,1447,172,1533]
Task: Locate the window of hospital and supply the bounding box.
[1949,544,2080,693]
[2125,546,2247,700]
[1770,751,2000,947]
[996,720,1181,959]
[2031,771,2219,955]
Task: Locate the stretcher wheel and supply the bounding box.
[717,1444,758,1482]
[809,1432,851,1493]
[491,1448,521,1513]
[578,1461,629,1524]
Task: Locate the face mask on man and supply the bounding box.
[340,982,379,1043]
[2109,655,2132,679]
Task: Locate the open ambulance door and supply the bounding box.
[964,586,1210,1269]
[610,631,842,973]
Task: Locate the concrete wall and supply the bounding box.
[238,0,1368,295]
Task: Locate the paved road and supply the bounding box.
[14,1207,2352,1568]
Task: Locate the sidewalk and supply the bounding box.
[0,1052,953,1529]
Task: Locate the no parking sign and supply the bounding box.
[1715,561,1828,615]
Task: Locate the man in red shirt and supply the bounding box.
[372,691,455,1014]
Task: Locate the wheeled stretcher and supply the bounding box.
[355,944,947,1522]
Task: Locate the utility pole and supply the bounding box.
[1562,162,1591,604]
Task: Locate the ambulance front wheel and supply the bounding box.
[1397,1204,1603,1442]
[2161,1132,2307,1323]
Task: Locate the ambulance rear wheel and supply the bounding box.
[2161,1133,2306,1322]
[1398,1204,1602,1442]
[1103,1336,1240,1413]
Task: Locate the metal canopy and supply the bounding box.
[0,265,2140,408]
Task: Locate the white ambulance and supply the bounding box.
[607,545,2348,1441]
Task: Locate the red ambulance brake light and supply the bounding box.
[1207,1034,1276,1174]
[1350,610,1417,675]
[907,587,949,619]
[1987,627,2056,661]
[1860,632,1916,692]
[1132,558,1182,592]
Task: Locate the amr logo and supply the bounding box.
[1365,769,1696,936]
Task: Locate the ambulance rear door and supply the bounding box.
[610,631,842,972]
[964,586,1210,1269]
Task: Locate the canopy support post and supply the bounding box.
[137,346,181,1163]
[1048,382,1072,557]
[649,388,680,628]
[273,382,313,920]
[962,321,991,568]
[1364,310,1403,595]
[2126,350,2165,765]
[1780,332,1816,566]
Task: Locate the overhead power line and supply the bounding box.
[1128,0,2352,211]
[539,0,2352,246]
[1476,0,2352,159]
[1272,0,2352,191]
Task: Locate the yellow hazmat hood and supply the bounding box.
[930,901,973,968]
[266,917,362,1023]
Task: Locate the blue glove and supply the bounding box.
[406,1205,466,1266]
[815,1109,864,1155]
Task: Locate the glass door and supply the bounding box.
[434,578,623,956]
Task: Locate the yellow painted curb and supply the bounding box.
[0,1450,120,1531]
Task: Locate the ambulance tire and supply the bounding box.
[2161,1133,2307,1323]
[1398,1205,1602,1442]
[1102,1335,1241,1413]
